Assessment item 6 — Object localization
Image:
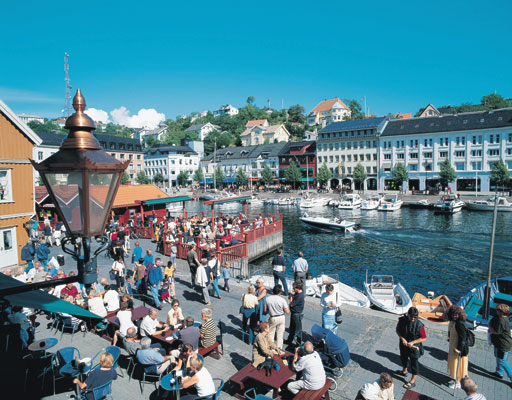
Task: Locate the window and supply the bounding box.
[508,161,512,170]
[384,142,387,149]
[373,154,377,160]
[366,154,371,161]
[490,135,494,144]
[366,166,371,173]
[347,167,352,174]
[38,151,43,160]
[409,153,418,159]
[424,152,432,159]
[507,148,512,156]
[341,155,346,162]
[509,133,512,143]
[347,155,352,161]
[455,162,465,171]
[120,153,125,159]
[137,164,141,170]
[335,155,339,162]
[347,143,352,150]
[455,151,465,158]
[0,169,12,202]
[471,150,482,157]
[397,153,404,159]
[329,156,333,162]
[137,155,141,160]
[424,139,428,147]
[439,151,448,158]
[489,149,500,156]
[384,154,391,160]
[462,137,465,145]
[409,164,418,171]
[471,162,481,171]
[456,137,460,146]
[354,155,358,161]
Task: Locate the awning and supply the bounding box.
[0,274,103,320]
[299,177,315,182]
[204,195,252,205]
[142,196,192,205]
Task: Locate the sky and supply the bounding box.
[1,1,511,128]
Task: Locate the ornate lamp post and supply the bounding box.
[0,90,128,296]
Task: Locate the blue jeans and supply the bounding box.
[126,282,133,297]
[242,308,257,344]
[40,259,48,270]
[150,285,161,307]
[322,313,338,334]
[273,271,289,295]
[212,276,221,297]
[224,278,230,291]
[494,347,512,380]
[24,261,34,273]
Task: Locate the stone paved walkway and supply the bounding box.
[34,238,509,399]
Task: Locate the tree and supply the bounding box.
[120,172,130,184]
[391,163,409,192]
[439,158,456,189]
[343,99,364,120]
[353,163,367,192]
[261,163,274,186]
[28,120,63,134]
[135,171,150,184]
[214,165,225,188]
[490,158,510,193]
[481,93,512,110]
[235,167,248,186]
[153,172,164,186]
[145,136,159,148]
[317,163,332,186]
[177,171,189,186]
[284,161,302,189]
[246,96,255,105]
[287,105,305,124]
[193,168,204,183]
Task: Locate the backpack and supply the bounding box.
[466,327,475,347]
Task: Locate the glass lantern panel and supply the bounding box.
[44,172,83,233]
[88,172,119,234]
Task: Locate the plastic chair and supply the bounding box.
[42,346,81,394]
[126,353,138,382]
[244,388,273,400]
[58,315,86,342]
[105,345,124,377]
[213,378,224,400]
[139,360,169,395]
[80,379,113,400]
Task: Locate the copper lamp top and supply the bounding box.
[62,89,100,150]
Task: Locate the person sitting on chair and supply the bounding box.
[73,352,117,400]
[356,372,394,400]
[287,341,326,395]
[180,357,216,400]
[136,337,172,373]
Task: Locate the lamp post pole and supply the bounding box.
[483,190,499,321]
[213,136,217,190]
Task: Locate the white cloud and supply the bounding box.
[110,106,165,129]
[85,108,110,124]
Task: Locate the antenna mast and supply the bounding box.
[64,52,72,118]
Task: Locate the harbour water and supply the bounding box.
[181,200,512,301]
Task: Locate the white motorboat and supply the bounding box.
[433,194,464,214]
[466,197,512,212]
[328,199,340,207]
[407,199,431,209]
[300,197,325,208]
[317,275,370,308]
[377,194,403,211]
[363,273,412,314]
[247,274,317,296]
[361,195,381,210]
[300,214,359,232]
[338,194,362,209]
[278,197,295,206]
[249,195,263,205]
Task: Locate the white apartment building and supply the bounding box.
[18,114,44,124]
[144,144,199,187]
[213,104,239,117]
[378,109,512,192]
[317,117,387,190]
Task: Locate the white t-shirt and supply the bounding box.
[117,310,136,336]
[194,367,216,397]
[112,261,124,277]
[360,380,395,400]
[104,290,120,312]
[320,292,339,316]
[140,315,159,336]
[293,351,326,390]
[88,297,107,318]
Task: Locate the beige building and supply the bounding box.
[240,124,290,146]
[307,98,351,127]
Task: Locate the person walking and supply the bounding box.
[241,285,259,344]
[489,303,512,386]
[133,257,146,294]
[285,281,305,346]
[208,254,221,299]
[264,285,290,349]
[187,244,200,287]
[255,278,267,323]
[111,257,126,293]
[21,240,35,273]
[43,223,53,247]
[147,258,164,310]
[221,261,231,292]
[196,259,211,305]
[272,248,289,296]
[446,305,469,390]
[396,307,427,390]
[320,283,341,334]
[36,239,51,270]
[292,252,308,287]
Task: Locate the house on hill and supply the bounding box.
[307,98,351,127]
[240,124,290,146]
[185,122,220,141]
[245,119,269,128]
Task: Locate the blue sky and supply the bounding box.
[1,1,511,124]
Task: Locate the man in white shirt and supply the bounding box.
[264,285,290,348]
[288,341,326,394]
[358,372,394,400]
[320,283,341,334]
[103,285,120,312]
[461,378,487,400]
[140,308,169,337]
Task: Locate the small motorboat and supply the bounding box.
[278,197,295,206]
[466,197,512,212]
[361,195,381,210]
[457,277,512,330]
[433,194,464,214]
[363,273,412,314]
[377,194,403,211]
[247,274,317,296]
[338,194,362,209]
[300,214,359,232]
[317,274,370,308]
[406,199,431,209]
[248,195,263,205]
[300,197,326,208]
[328,199,340,207]
[412,292,452,324]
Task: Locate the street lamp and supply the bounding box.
[32,90,128,285]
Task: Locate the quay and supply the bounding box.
[22,237,510,400]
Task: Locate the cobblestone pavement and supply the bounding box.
[36,238,509,399]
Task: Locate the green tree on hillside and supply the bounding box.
[391,163,409,192]
[439,158,456,189]
[482,93,512,109]
[287,105,305,124]
[353,163,367,192]
[204,131,233,155]
[343,99,364,120]
[317,163,332,186]
[284,161,302,189]
[246,96,255,105]
[28,120,63,134]
[261,164,274,186]
[135,171,150,184]
[235,167,248,186]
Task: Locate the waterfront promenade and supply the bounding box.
[34,237,509,400]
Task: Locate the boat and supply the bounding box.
[377,194,403,211]
[328,199,340,207]
[317,275,370,308]
[363,273,412,314]
[300,197,325,208]
[412,292,452,324]
[247,274,317,297]
[300,214,359,232]
[338,194,362,209]
[406,199,431,209]
[277,197,295,206]
[433,194,464,214]
[361,195,381,210]
[457,277,512,330]
[466,197,512,212]
[248,195,263,205]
